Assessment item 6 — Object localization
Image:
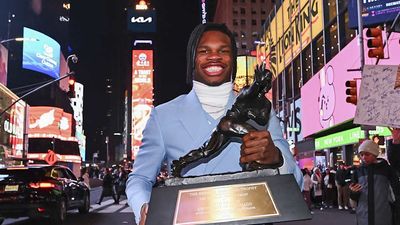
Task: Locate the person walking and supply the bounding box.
[302,168,313,211]
[115,167,128,204]
[97,168,117,205]
[349,140,400,225]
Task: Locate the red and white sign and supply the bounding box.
[28,106,75,141]
[131,50,154,159]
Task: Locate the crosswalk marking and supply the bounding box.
[68,199,132,214]
[88,199,132,214]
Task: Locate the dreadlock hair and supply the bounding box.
[186,23,238,86]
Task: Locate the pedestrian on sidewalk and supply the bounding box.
[335,162,350,210]
[302,168,313,211]
[311,167,324,210]
[349,140,400,225]
[97,168,117,205]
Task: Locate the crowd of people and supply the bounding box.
[80,165,130,205]
[302,162,357,214]
[301,136,400,225]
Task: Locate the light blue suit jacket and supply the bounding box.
[126,89,303,223]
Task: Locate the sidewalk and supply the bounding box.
[279,207,357,225]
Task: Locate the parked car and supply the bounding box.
[0,164,90,224]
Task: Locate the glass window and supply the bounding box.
[277,75,283,111]
[272,78,278,110]
[241,19,246,25]
[233,19,238,26]
[252,0,256,2]
[241,42,247,49]
[261,10,266,14]
[324,0,337,24]
[293,56,301,98]
[312,34,324,74]
[233,9,238,14]
[339,10,356,49]
[252,19,257,26]
[338,0,349,13]
[251,9,257,14]
[285,65,293,100]
[302,45,312,84]
[325,20,339,62]
[240,8,246,14]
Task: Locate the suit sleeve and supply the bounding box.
[267,108,303,188]
[126,109,166,224]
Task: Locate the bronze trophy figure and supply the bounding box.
[171,64,283,177]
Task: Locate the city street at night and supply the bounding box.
[1,0,400,225]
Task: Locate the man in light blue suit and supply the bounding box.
[126,23,303,225]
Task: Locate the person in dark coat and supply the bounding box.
[349,140,400,225]
[97,168,117,204]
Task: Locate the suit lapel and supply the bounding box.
[178,90,213,146]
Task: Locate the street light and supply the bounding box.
[0,37,39,45]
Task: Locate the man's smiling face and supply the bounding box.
[194,30,233,86]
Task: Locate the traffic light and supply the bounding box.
[366,27,384,59]
[67,75,75,98]
[345,80,357,105]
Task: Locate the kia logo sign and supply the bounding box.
[131,16,152,23]
[127,9,156,33]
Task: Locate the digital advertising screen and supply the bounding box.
[131,50,154,159]
[22,27,61,79]
[0,44,8,86]
[28,106,74,141]
[349,0,400,28]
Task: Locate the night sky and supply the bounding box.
[69,0,208,157]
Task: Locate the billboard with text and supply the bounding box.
[22,27,61,79]
[131,50,154,159]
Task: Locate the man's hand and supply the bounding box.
[349,183,362,192]
[240,130,281,165]
[139,203,148,225]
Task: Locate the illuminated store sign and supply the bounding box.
[201,0,207,24]
[315,126,391,150]
[131,50,154,158]
[127,9,156,33]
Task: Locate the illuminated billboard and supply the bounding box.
[0,44,8,86]
[28,106,75,141]
[127,9,157,33]
[262,0,323,77]
[22,27,61,79]
[131,50,154,159]
[349,0,400,28]
[0,84,27,162]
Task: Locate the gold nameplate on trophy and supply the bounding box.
[173,182,279,225]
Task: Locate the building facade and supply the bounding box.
[213,0,274,55]
[257,0,400,169]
